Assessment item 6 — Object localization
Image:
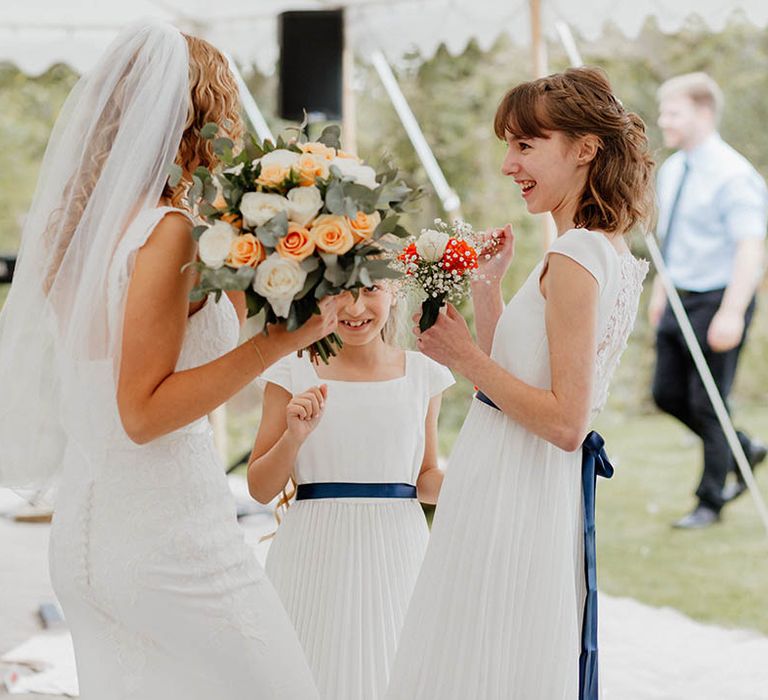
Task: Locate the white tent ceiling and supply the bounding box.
[1,1,767,76]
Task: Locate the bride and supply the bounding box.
[0,23,333,699]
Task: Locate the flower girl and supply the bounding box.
[248,283,453,699]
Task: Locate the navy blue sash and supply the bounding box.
[475,391,613,700]
[295,482,417,500]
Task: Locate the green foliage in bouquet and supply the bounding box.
[180,123,421,362]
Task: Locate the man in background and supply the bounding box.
[649,72,767,529]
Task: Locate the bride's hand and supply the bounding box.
[275,296,340,353]
[476,224,515,283]
[286,385,327,443]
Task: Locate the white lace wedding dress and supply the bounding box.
[386,228,648,699]
[49,208,318,700]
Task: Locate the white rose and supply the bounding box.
[415,229,450,263]
[252,253,308,318]
[240,192,289,228]
[330,157,378,189]
[198,220,236,269]
[257,149,300,170]
[286,186,323,227]
[224,163,244,176]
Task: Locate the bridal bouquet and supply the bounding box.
[396,219,482,331]
[175,124,418,362]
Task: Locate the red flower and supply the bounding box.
[398,243,420,274]
[441,238,478,274]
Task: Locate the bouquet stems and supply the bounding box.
[299,332,344,365]
[419,293,447,332]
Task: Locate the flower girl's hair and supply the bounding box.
[493,66,655,235]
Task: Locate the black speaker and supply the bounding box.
[278,10,343,122]
[0,254,15,284]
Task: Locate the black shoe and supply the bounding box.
[722,480,747,502]
[672,505,721,529]
[724,437,768,502]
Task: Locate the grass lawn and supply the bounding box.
[594,406,768,634]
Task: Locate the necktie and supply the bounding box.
[661,157,690,260]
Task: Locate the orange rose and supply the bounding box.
[310,214,355,255]
[296,153,330,187]
[212,192,227,210]
[228,233,266,268]
[300,141,336,161]
[221,212,243,229]
[334,149,360,161]
[276,223,316,262]
[256,163,291,188]
[346,210,381,243]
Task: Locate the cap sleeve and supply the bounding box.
[422,355,455,396]
[260,354,294,393]
[540,229,614,291]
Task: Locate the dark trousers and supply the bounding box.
[652,289,756,511]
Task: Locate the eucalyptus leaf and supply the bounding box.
[295,267,323,300]
[200,122,219,139]
[213,137,234,160]
[168,163,183,187]
[255,211,289,247]
[191,225,208,241]
[300,256,320,273]
[317,125,342,150]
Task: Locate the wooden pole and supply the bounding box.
[529,0,556,248]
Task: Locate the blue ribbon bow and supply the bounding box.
[476,392,614,700]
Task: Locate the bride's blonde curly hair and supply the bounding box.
[494,66,654,235]
[163,34,243,209]
[45,34,242,292]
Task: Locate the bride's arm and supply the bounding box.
[417,253,598,452]
[117,213,336,445]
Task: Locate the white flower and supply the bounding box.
[240,192,289,228]
[257,149,300,170]
[224,163,244,176]
[416,229,450,262]
[198,220,236,269]
[330,157,378,189]
[252,253,308,318]
[286,186,323,227]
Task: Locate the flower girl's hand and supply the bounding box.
[476,224,514,283]
[286,385,328,443]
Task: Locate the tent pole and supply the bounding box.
[370,50,462,220]
[529,0,556,247]
[646,237,768,539]
[554,21,768,540]
[225,53,274,142]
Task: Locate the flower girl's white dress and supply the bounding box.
[263,350,453,699]
[386,229,648,700]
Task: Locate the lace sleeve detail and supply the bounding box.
[593,256,650,412]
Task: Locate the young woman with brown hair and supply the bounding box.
[386,67,653,700]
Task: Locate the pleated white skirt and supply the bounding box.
[266,498,429,700]
[386,401,585,700]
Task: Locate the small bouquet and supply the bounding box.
[175,123,418,362]
[396,219,481,331]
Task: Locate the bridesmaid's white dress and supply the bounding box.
[49,208,319,700]
[262,351,453,700]
[386,229,648,700]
